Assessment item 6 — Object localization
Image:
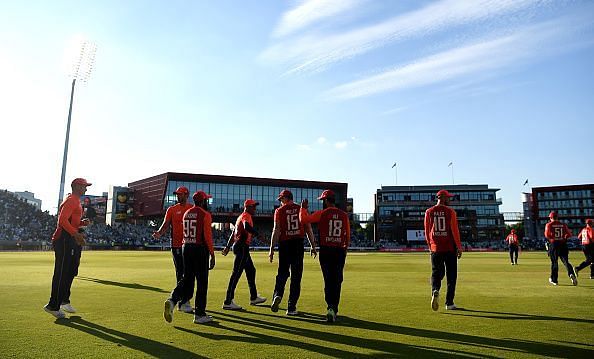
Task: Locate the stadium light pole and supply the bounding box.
[57,40,97,210]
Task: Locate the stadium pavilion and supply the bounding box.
[128,172,348,232]
[375,184,505,246]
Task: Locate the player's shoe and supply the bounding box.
[511,262,515,265]
[222,300,242,310]
[271,295,281,313]
[286,309,299,316]
[445,304,458,310]
[431,290,439,311]
[44,305,66,319]
[250,295,267,306]
[549,278,558,286]
[60,303,76,313]
[570,274,578,286]
[193,315,213,324]
[164,299,174,323]
[179,302,193,313]
[326,308,336,323]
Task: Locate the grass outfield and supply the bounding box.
[0,251,593,358]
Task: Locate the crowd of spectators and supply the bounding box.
[0,190,56,242]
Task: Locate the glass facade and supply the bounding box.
[376,185,504,243]
[532,186,594,239]
[164,180,327,215]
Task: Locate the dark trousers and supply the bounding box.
[63,244,82,304]
[273,238,305,311]
[170,244,210,316]
[549,241,575,283]
[171,247,189,306]
[225,241,257,304]
[431,251,458,306]
[47,233,78,310]
[319,246,347,314]
[509,244,519,264]
[575,244,594,277]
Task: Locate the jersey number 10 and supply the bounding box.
[434,216,446,233]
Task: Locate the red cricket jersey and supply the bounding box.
[424,205,461,253]
[544,221,571,243]
[234,211,254,245]
[579,227,593,245]
[300,207,350,248]
[274,202,304,241]
[52,194,83,241]
[182,206,214,255]
[164,203,193,248]
[505,233,519,246]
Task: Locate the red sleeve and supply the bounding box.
[450,208,462,251]
[424,209,432,247]
[204,212,213,255]
[345,215,351,248]
[58,199,78,236]
[163,207,173,225]
[544,223,552,241]
[300,208,322,224]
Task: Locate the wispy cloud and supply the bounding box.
[262,0,547,74]
[323,14,594,100]
[273,0,365,38]
[334,141,348,149]
[296,136,372,151]
[296,144,312,151]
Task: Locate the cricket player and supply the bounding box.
[164,191,216,324]
[269,190,317,315]
[300,190,350,323]
[44,178,91,318]
[153,186,194,313]
[544,211,577,286]
[221,199,266,310]
[574,219,594,279]
[424,189,462,312]
[505,229,520,265]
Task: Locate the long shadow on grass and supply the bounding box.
[216,310,594,358]
[444,308,594,325]
[191,311,499,358]
[77,276,168,293]
[57,316,205,358]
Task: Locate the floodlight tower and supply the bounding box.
[57,40,97,210]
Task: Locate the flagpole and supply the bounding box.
[450,162,454,185]
[394,164,398,185]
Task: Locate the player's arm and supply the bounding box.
[269,215,281,263]
[423,210,432,249]
[345,215,351,249]
[450,209,462,257]
[244,221,259,237]
[204,213,215,269]
[544,223,552,241]
[153,209,172,238]
[58,200,79,236]
[304,223,317,258]
[299,207,322,225]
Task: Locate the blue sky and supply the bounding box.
[1,0,593,214]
